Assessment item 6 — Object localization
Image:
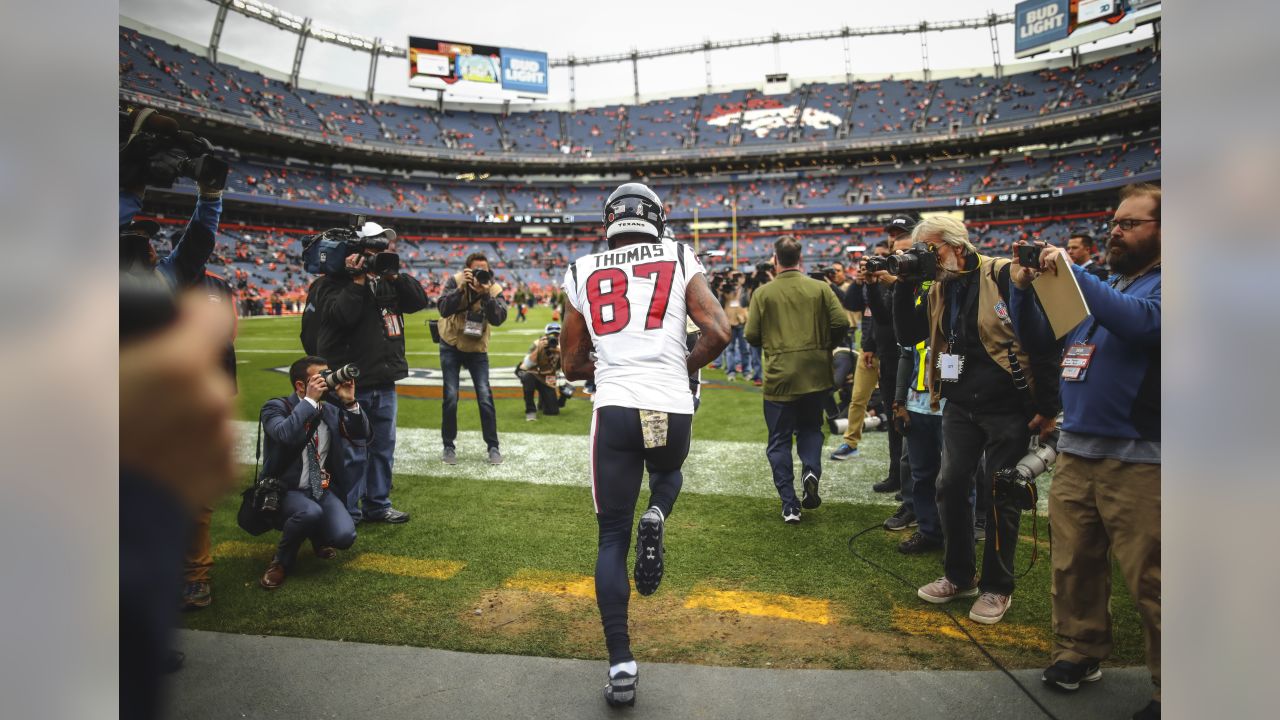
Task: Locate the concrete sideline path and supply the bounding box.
[166,629,1153,720]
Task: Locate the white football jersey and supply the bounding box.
[563,239,704,414]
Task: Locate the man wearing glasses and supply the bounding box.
[1010,183,1162,720]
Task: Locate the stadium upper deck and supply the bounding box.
[118,26,1159,168]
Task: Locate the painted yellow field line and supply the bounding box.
[212,541,465,580]
[345,553,465,581]
[891,605,1049,651]
[683,587,832,625]
[502,569,598,600]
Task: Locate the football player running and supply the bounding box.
[561,183,729,708]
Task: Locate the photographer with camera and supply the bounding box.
[255,356,368,590]
[120,109,228,290]
[306,220,425,524]
[1010,184,1161,719]
[745,236,851,523]
[892,215,1060,625]
[718,271,752,381]
[743,262,774,386]
[436,252,508,465]
[518,322,570,421]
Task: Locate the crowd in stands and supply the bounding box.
[183,214,1109,315]
[120,27,1159,156]
[194,137,1158,218]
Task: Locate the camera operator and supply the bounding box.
[743,262,774,386]
[437,252,508,465]
[518,322,569,421]
[745,236,851,523]
[1066,230,1110,280]
[1010,184,1161,719]
[120,132,235,614]
[308,222,425,525]
[718,271,751,381]
[893,215,1060,625]
[120,109,227,290]
[256,356,368,590]
[856,217,916,498]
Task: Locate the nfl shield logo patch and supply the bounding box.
[994,300,1010,323]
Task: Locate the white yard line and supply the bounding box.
[234,420,905,507]
[233,424,1053,512]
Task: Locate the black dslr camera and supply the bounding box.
[863,256,889,275]
[119,109,229,191]
[301,215,397,276]
[884,243,938,281]
[992,433,1059,512]
[472,268,493,285]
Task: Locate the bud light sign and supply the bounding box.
[500,48,549,95]
[1015,0,1071,55]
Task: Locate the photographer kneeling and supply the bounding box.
[517,322,570,421]
[257,356,369,590]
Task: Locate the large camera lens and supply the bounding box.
[360,236,390,253]
[546,334,559,349]
[321,363,360,388]
[473,268,493,285]
[884,253,916,276]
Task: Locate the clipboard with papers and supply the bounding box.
[1031,247,1092,339]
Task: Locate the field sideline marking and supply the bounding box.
[684,587,832,625]
[890,605,1049,651]
[212,541,465,580]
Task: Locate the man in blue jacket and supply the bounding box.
[257,356,370,589]
[1010,183,1161,720]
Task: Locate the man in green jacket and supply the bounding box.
[745,236,851,523]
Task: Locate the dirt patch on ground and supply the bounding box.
[460,586,998,670]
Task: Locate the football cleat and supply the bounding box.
[634,507,665,596]
[604,670,637,707]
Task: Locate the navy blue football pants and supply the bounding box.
[591,406,693,665]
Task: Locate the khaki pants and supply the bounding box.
[1049,453,1160,700]
[184,504,215,584]
[841,356,880,448]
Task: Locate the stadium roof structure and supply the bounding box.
[205,0,1024,104]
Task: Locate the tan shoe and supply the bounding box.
[917,576,979,604]
[969,592,1012,624]
[260,562,286,590]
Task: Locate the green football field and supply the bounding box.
[185,305,1145,671]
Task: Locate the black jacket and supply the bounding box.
[860,282,897,356]
[309,273,429,387]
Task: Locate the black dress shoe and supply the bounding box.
[872,477,900,493]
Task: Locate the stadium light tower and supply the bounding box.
[290,17,311,87]
[919,22,931,82]
[988,12,1003,79]
[208,0,230,64]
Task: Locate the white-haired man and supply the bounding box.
[892,215,1060,624]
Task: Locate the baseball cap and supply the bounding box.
[886,215,916,236]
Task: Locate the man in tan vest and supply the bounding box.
[892,215,1060,625]
[437,252,508,465]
